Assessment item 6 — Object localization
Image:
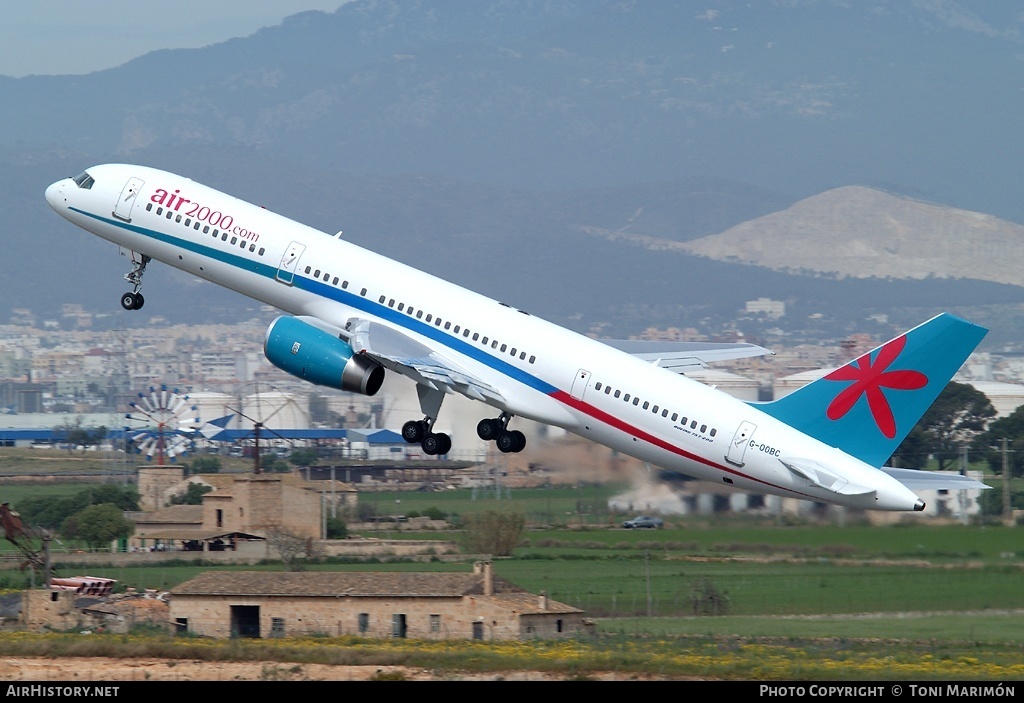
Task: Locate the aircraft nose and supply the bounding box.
[44,180,66,210]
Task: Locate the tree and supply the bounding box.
[288,448,318,467]
[972,399,1024,478]
[458,510,525,556]
[62,504,133,550]
[892,382,995,469]
[325,516,348,539]
[171,483,213,505]
[14,484,138,530]
[189,456,221,474]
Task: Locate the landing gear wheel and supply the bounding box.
[476,418,501,441]
[422,432,452,456]
[496,430,526,453]
[120,292,144,310]
[402,420,426,444]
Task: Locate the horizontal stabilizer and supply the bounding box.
[881,468,990,491]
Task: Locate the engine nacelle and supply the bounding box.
[264,316,385,396]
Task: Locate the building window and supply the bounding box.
[358,613,370,634]
[430,614,441,633]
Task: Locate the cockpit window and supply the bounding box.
[72,172,95,189]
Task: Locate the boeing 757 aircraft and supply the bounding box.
[45,165,990,511]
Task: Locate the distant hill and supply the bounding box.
[579,186,1024,287]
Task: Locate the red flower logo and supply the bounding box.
[823,335,927,439]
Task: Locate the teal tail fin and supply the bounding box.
[756,313,987,467]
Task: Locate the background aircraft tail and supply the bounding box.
[756,313,988,467]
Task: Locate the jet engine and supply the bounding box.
[264,316,384,395]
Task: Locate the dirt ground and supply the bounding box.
[0,656,654,681]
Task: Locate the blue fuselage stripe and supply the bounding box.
[71,206,560,396]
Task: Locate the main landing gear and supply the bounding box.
[477,412,526,453]
[402,418,452,456]
[120,253,151,310]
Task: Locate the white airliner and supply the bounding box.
[45,165,990,512]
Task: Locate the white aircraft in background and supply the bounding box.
[46,164,990,512]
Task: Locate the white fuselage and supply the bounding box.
[45,164,923,510]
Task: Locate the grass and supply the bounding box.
[2,460,1024,679]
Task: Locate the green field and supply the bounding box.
[2,466,1024,679]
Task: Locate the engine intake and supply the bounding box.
[264,316,384,395]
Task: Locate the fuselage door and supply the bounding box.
[276,241,306,285]
[112,177,145,223]
[570,369,591,401]
[725,420,757,467]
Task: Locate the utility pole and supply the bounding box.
[1002,438,1013,526]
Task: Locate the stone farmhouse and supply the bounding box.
[130,468,357,552]
[169,561,588,641]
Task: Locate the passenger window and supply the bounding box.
[643,401,649,410]
[398,303,404,311]
[595,382,603,391]
[614,390,621,398]
[623,394,630,402]
[710,429,717,437]
[444,322,451,330]
[529,355,536,364]
[453,325,460,333]
[701,425,707,433]
[500,344,507,352]
[633,397,640,406]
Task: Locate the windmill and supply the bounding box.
[229,382,307,474]
[125,385,202,465]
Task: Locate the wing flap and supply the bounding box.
[599,339,773,373]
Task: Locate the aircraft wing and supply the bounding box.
[880,468,991,491]
[346,318,506,404]
[598,339,773,373]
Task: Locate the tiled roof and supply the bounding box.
[171,570,527,598]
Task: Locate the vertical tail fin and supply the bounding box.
[757,313,987,467]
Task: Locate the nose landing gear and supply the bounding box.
[120,253,151,310]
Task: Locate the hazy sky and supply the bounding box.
[0,1,349,78]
